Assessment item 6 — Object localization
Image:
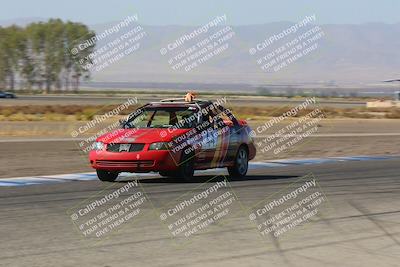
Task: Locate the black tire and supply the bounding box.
[228,146,249,179]
[159,171,175,177]
[176,150,195,182]
[96,170,119,182]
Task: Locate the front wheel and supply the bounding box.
[177,151,195,182]
[228,146,249,179]
[159,171,175,177]
[96,170,119,182]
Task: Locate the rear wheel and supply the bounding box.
[228,146,248,179]
[96,170,119,182]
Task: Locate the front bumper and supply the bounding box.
[89,149,180,173]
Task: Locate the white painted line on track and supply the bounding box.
[0,155,396,187]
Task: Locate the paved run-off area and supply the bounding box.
[0,158,399,267]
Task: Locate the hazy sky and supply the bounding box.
[1,0,399,25]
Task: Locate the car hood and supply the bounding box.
[96,128,191,144]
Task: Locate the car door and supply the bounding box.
[202,108,233,168]
[191,112,215,167]
[216,106,242,164]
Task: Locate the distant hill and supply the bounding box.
[89,21,400,86]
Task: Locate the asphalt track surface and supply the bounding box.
[1,156,399,267]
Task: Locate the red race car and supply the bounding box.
[89,95,256,182]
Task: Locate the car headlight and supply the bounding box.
[149,142,170,150]
[92,141,105,151]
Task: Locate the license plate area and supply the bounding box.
[106,143,145,152]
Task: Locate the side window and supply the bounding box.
[176,110,197,128]
[201,112,217,129]
[215,107,236,127]
[207,108,230,128]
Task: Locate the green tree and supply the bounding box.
[0,26,23,91]
[0,19,96,93]
[65,22,96,92]
[0,27,7,89]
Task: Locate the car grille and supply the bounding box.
[96,160,154,168]
[106,143,145,152]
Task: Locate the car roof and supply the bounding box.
[147,98,213,109]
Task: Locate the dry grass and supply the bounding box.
[0,105,141,121]
[0,104,399,121]
[385,108,400,119]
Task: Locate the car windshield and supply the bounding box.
[126,106,198,129]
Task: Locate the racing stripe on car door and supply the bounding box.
[218,126,230,166]
[211,126,230,167]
